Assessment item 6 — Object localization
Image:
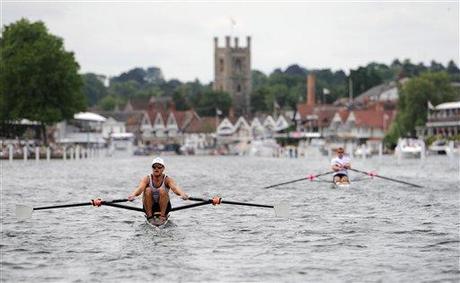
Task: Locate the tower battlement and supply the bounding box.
[213,36,252,116]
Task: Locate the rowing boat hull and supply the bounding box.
[146,215,169,228]
[332,182,351,189]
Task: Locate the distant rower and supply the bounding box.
[331,147,351,184]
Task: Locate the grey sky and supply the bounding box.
[2,1,459,83]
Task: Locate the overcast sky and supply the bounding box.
[2,1,459,83]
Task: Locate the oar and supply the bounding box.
[188,197,289,217]
[349,168,423,188]
[16,198,129,219]
[263,171,334,189]
[103,201,211,212]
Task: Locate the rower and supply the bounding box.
[128,157,189,225]
[331,147,351,184]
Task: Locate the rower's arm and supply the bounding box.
[129,176,148,198]
[331,163,341,171]
[167,178,188,199]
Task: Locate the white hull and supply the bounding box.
[395,138,425,158]
[332,182,351,189]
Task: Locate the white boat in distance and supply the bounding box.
[395,138,425,158]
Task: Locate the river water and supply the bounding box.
[1,154,459,282]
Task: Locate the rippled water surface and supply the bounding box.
[1,154,459,282]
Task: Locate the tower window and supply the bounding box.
[237,84,241,92]
[235,58,242,71]
[219,58,224,72]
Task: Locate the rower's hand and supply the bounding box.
[211,196,222,206]
[181,194,189,200]
[91,198,102,207]
[127,195,136,202]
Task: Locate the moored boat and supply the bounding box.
[395,138,425,158]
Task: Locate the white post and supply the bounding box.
[362,145,366,160]
[421,140,426,160]
[63,146,67,160]
[23,146,28,162]
[9,144,13,162]
[448,141,454,159]
[46,147,51,161]
[379,142,383,160]
[76,145,80,160]
[70,147,74,160]
[35,146,40,162]
[346,143,353,158]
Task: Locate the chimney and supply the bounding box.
[307,73,316,106]
[234,37,239,48]
[229,107,235,120]
[225,36,230,47]
[214,37,218,48]
[246,36,251,49]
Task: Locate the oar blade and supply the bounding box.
[274,202,289,218]
[16,205,33,220]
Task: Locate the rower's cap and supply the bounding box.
[151,157,165,167]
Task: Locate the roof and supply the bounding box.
[354,81,399,102]
[146,109,198,129]
[297,104,314,118]
[434,101,460,110]
[96,110,146,126]
[124,97,150,111]
[74,112,106,122]
[351,110,395,129]
[184,116,217,133]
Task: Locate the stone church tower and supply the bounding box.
[213,36,252,116]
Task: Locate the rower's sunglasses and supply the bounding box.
[152,164,164,169]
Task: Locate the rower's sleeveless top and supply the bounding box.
[148,174,170,203]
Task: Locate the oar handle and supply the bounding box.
[33,199,129,211]
[188,197,273,208]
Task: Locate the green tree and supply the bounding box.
[350,66,384,96]
[108,80,140,99]
[385,72,458,146]
[82,73,107,106]
[98,95,120,111]
[250,87,271,113]
[0,18,85,144]
[172,89,189,111]
[197,90,232,116]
